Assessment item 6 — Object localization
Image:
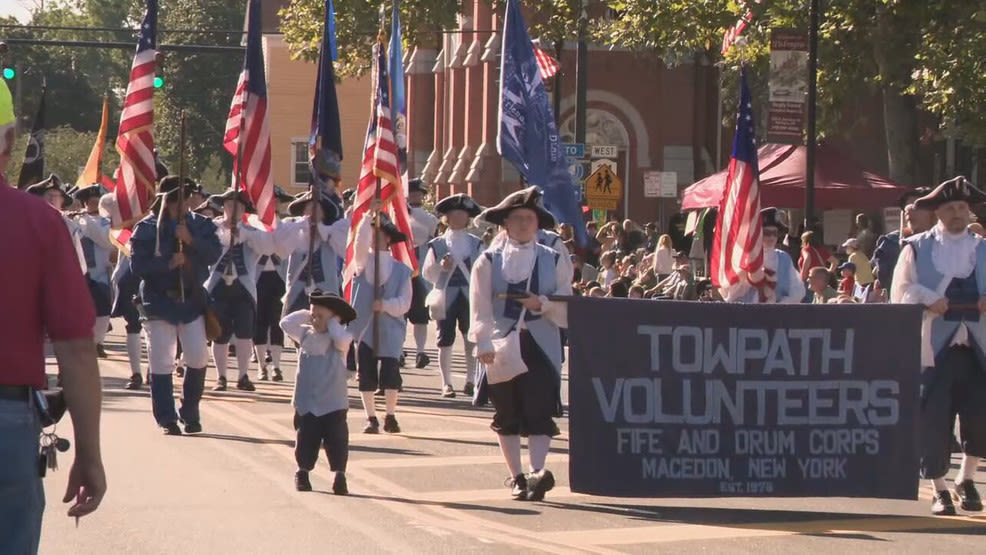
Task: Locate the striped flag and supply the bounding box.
[112,0,157,253]
[533,44,560,80]
[343,40,419,301]
[224,0,275,226]
[709,70,768,297]
[721,0,763,54]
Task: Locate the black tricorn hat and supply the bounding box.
[193,194,223,216]
[309,289,357,324]
[148,175,194,213]
[760,207,788,235]
[435,193,481,217]
[478,186,556,230]
[287,189,342,224]
[914,176,986,210]
[375,213,408,244]
[342,188,356,204]
[273,185,295,203]
[408,178,428,195]
[216,186,254,212]
[73,184,106,202]
[25,174,72,208]
[899,186,932,210]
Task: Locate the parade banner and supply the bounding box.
[568,299,922,499]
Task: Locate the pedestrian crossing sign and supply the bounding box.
[584,162,622,210]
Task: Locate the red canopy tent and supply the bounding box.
[681,143,910,211]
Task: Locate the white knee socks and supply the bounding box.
[464,340,477,384]
[528,435,551,472]
[234,338,253,378]
[270,345,283,369]
[254,343,268,371]
[126,333,142,375]
[212,343,229,378]
[498,435,523,477]
[958,455,981,483]
[360,391,377,419]
[385,389,399,415]
[413,324,428,354]
[93,316,111,345]
[438,346,453,387]
[932,477,948,492]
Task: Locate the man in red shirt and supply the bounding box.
[0,122,107,549]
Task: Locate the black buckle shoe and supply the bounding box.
[363,417,380,434]
[272,368,283,382]
[333,473,349,495]
[259,368,269,381]
[295,470,312,492]
[183,421,202,434]
[525,469,555,502]
[398,352,406,368]
[124,374,143,390]
[441,385,456,398]
[236,375,256,392]
[383,414,401,433]
[415,352,430,368]
[955,480,983,511]
[162,422,183,436]
[212,376,228,391]
[506,474,528,501]
[463,382,475,397]
[96,343,108,359]
[932,489,957,516]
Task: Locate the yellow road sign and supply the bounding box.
[584,162,622,210]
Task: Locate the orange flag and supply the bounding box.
[76,95,109,188]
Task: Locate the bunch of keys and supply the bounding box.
[38,430,70,478]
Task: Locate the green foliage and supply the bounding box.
[7,125,120,186]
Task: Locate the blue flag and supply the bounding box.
[309,0,343,180]
[497,0,586,246]
[327,0,338,62]
[389,0,408,184]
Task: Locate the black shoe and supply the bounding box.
[463,382,475,397]
[212,376,228,391]
[333,473,349,495]
[236,375,256,392]
[955,480,983,511]
[183,421,202,434]
[229,344,237,356]
[932,489,957,516]
[272,368,283,382]
[507,474,528,501]
[415,353,430,368]
[96,343,108,359]
[259,368,269,381]
[295,470,312,492]
[265,352,273,365]
[383,414,401,433]
[363,417,380,434]
[161,422,182,436]
[441,385,456,398]
[525,469,555,502]
[124,373,143,390]
[398,352,406,368]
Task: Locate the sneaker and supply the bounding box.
[183,421,202,434]
[463,382,475,397]
[236,375,256,392]
[212,376,228,392]
[96,343,108,359]
[363,417,380,434]
[955,479,983,512]
[525,469,555,502]
[932,489,957,516]
[441,385,456,398]
[333,473,349,495]
[124,374,143,390]
[506,474,528,501]
[383,414,401,433]
[295,470,312,492]
[259,368,269,381]
[415,352,430,368]
[272,368,284,382]
[161,422,183,436]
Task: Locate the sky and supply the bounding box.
[0,1,34,23]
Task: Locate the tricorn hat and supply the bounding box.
[760,207,788,235]
[193,194,223,217]
[913,176,986,210]
[309,289,357,324]
[25,174,72,209]
[287,188,343,224]
[375,213,408,244]
[477,186,556,230]
[898,186,932,210]
[148,175,194,213]
[407,178,428,195]
[216,186,254,212]
[435,193,481,217]
[273,185,295,203]
[73,184,107,203]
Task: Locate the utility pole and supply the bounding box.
[804,0,820,231]
[574,0,588,145]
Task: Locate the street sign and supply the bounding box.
[644,171,678,199]
[563,143,586,158]
[584,161,622,211]
[569,161,588,181]
[590,158,616,175]
[659,171,678,198]
[590,145,618,159]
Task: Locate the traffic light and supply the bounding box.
[153,76,163,89]
[2,67,14,80]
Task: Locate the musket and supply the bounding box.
[373,177,382,353]
[177,110,187,302]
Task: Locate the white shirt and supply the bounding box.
[274,216,350,260]
[213,217,276,282]
[653,246,674,275]
[350,215,413,319]
[421,228,477,286]
[408,205,438,248]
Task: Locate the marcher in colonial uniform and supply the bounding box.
[130,175,222,435]
[422,193,483,397]
[891,176,986,516]
[204,187,277,392]
[25,174,87,275]
[349,213,413,434]
[73,184,114,354]
[280,290,355,495]
[470,187,573,502]
[406,178,439,368]
[721,207,805,304]
[252,186,296,381]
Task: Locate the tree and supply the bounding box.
[7,126,120,187]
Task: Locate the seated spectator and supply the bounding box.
[628,285,644,299]
[808,266,837,304]
[837,262,856,296]
[608,280,629,298]
[646,251,696,300]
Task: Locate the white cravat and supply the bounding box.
[363,249,394,284]
[446,228,472,262]
[502,238,536,283]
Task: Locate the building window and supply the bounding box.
[292,140,310,186]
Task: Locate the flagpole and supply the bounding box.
[373,21,386,354]
[177,110,187,303]
[307,137,322,291]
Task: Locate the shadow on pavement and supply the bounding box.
[333,492,541,516]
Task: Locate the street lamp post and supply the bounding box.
[805,0,820,231]
[574,0,588,145]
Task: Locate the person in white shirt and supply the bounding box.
[73,185,114,354]
[470,187,572,502]
[25,174,87,275]
[890,176,986,516]
[720,207,805,304]
[422,193,483,398]
[405,178,439,368]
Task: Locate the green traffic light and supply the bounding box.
[2,67,14,80]
[153,76,163,89]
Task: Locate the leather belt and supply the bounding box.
[0,384,31,402]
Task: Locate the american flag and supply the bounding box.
[533,44,560,80]
[223,0,275,226]
[721,0,762,55]
[343,41,419,301]
[709,70,768,298]
[113,0,157,240]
